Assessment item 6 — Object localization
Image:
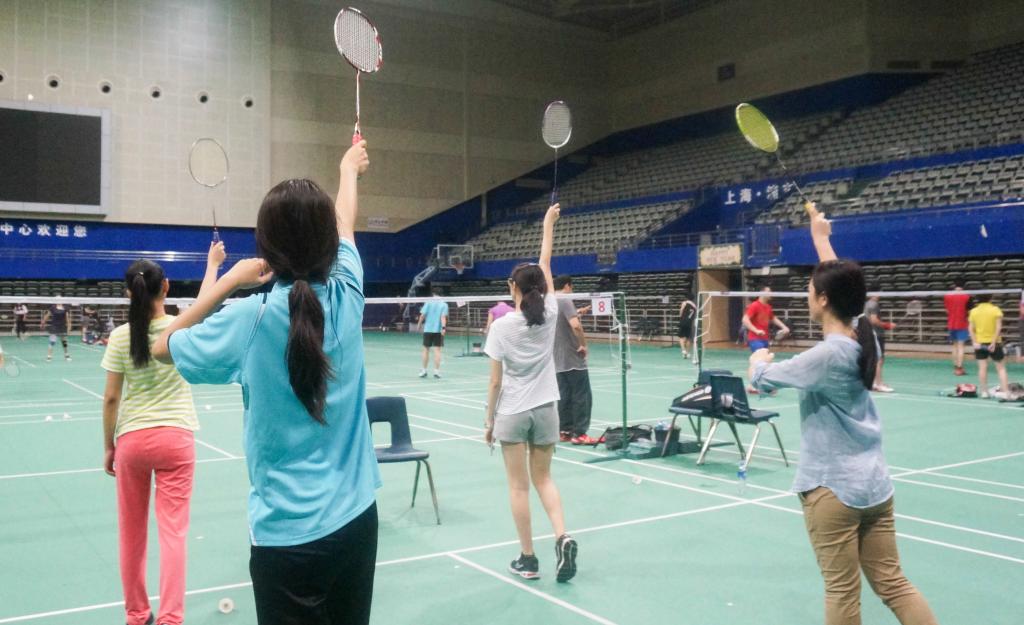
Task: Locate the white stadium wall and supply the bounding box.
[1,0,1022,230]
[268,0,613,233]
[0,0,272,228]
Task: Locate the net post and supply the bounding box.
[694,291,706,373]
[616,292,629,439]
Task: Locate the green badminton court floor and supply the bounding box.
[1,334,1022,624]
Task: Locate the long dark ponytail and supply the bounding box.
[125,259,166,368]
[811,259,877,389]
[256,179,340,424]
[511,263,548,326]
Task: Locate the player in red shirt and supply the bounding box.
[943,278,971,376]
[743,287,790,352]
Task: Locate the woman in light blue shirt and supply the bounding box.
[749,207,938,625]
[153,142,380,625]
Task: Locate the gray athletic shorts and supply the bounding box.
[494,402,559,446]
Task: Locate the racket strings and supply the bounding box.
[336,12,381,73]
[542,107,572,149]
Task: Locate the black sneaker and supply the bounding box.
[508,553,540,580]
[555,534,578,583]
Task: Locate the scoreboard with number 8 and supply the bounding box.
[590,297,612,316]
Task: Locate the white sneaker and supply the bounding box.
[433,371,442,379]
[872,384,894,393]
[418,369,427,378]
[980,391,991,399]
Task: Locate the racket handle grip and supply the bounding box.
[352,132,362,145]
[212,229,220,243]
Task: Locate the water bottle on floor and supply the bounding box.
[736,460,748,495]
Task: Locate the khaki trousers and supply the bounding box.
[800,487,939,625]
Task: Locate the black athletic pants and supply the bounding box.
[556,369,593,437]
[15,316,26,338]
[250,503,378,625]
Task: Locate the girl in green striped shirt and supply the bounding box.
[100,243,224,625]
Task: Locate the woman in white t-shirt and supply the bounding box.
[485,204,577,583]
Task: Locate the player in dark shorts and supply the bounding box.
[416,292,449,378]
[863,293,894,393]
[14,303,29,340]
[677,298,697,358]
[41,300,73,362]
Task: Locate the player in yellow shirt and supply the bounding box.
[968,294,1009,399]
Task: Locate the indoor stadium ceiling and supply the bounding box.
[491,0,725,36]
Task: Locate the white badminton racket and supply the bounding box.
[334,7,383,144]
[188,138,229,242]
[542,101,572,205]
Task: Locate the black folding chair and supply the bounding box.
[662,369,733,457]
[366,396,440,525]
[696,375,789,468]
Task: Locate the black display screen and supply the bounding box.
[0,107,103,206]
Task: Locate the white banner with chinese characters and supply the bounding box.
[0,221,88,239]
[698,243,744,268]
[720,181,797,207]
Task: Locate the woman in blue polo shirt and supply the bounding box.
[153,142,380,625]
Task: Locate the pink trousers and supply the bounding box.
[116,427,195,625]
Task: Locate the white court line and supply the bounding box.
[410,392,1024,504]
[0,493,788,624]
[902,472,1024,491]
[895,514,1024,545]
[194,439,239,460]
[0,435,466,481]
[9,355,37,369]
[0,416,102,426]
[401,393,484,411]
[0,388,241,404]
[890,478,1024,504]
[0,392,243,414]
[448,553,620,625]
[406,413,1024,549]
[0,406,247,427]
[891,451,1024,477]
[0,580,257,624]
[0,456,241,481]
[751,500,1024,566]
[873,393,1023,412]
[61,378,103,399]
